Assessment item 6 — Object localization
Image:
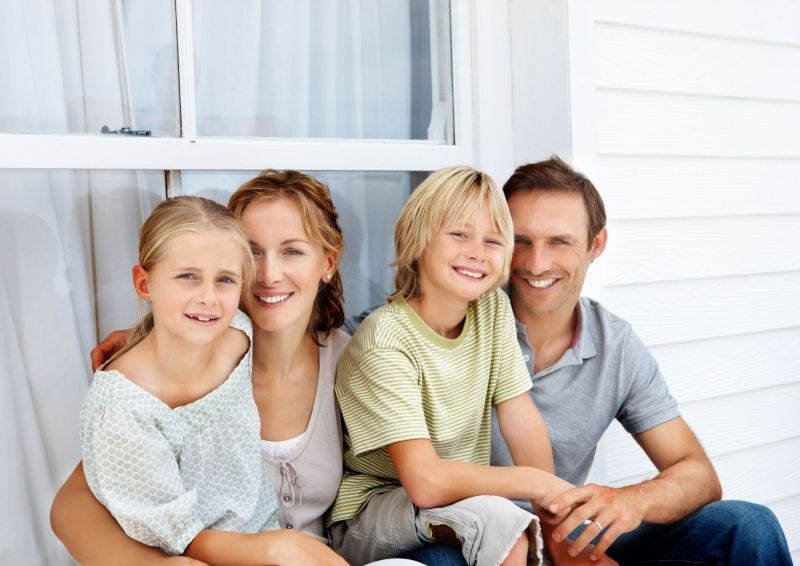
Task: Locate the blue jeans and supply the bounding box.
[607,500,791,565]
[405,501,791,565]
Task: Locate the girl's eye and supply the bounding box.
[177,273,196,280]
[251,249,262,257]
[218,276,237,284]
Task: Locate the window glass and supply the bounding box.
[181,170,428,315]
[192,0,453,142]
[0,1,179,136]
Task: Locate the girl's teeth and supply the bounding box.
[456,268,483,279]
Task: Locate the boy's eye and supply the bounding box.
[450,232,467,239]
[486,239,503,246]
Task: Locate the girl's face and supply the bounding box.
[135,229,244,345]
[239,198,335,336]
[417,205,506,307]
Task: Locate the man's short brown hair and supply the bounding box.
[503,155,607,243]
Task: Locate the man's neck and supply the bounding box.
[516,301,580,373]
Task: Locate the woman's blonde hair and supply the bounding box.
[115,196,254,360]
[227,170,345,344]
[390,166,513,302]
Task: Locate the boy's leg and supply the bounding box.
[606,500,791,566]
[330,487,423,565]
[416,495,541,566]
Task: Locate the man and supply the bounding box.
[490,156,791,564]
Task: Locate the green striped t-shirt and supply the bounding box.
[328,288,531,524]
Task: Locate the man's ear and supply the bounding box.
[589,227,608,261]
[132,265,150,299]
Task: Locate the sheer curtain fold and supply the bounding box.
[3,1,434,563]
[1,2,154,564]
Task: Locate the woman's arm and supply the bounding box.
[51,464,348,566]
[50,463,204,566]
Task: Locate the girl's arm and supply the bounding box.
[51,463,205,566]
[51,464,348,566]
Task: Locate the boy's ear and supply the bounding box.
[132,265,150,299]
[589,227,608,261]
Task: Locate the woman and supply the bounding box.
[51,170,350,566]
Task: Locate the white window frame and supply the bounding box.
[0,0,514,182]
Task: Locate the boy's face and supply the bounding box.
[417,206,507,306]
[507,190,606,319]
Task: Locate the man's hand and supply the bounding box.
[543,483,642,561]
[90,329,132,370]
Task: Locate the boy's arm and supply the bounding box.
[386,392,572,511]
[51,463,203,566]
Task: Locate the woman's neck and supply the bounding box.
[252,323,318,384]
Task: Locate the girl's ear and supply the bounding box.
[132,265,150,300]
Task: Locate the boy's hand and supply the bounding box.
[90,328,132,370]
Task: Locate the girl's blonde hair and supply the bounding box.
[390,166,514,302]
[227,170,345,344]
[115,196,254,361]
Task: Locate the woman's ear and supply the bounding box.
[132,265,150,300]
[322,251,338,283]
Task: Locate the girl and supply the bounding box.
[330,167,574,566]
[80,196,281,564]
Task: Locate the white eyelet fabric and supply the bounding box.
[80,310,280,554]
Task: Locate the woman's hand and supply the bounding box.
[90,328,132,370]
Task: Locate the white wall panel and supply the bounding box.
[595,90,800,157]
[595,0,800,46]
[606,437,800,507]
[602,216,800,284]
[595,23,800,101]
[771,495,800,553]
[597,272,800,346]
[603,383,800,477]
[596,156,800,219]
[650,328,800,403]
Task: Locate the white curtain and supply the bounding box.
[1,1,436,563]
[0,1,163,564]
[189,0,438,314]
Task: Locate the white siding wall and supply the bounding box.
[513,0,800,558]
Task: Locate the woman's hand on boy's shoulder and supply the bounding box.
[90,328,132,370]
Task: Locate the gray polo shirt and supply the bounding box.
[491,296,680,498]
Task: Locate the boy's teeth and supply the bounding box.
[456,268,483,279]
[259,294,290,304]
[527,278,556,289]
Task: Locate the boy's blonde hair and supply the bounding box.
[115,196,254,361]
[390,166,514,302]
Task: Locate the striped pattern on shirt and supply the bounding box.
[328,288,531,524]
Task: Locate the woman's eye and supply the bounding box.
[285,248,304,256]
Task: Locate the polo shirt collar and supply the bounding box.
[514,297,598,378]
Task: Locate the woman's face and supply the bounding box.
[239,197,335,336]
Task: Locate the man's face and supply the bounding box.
[507,190,606,319]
